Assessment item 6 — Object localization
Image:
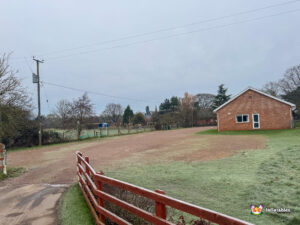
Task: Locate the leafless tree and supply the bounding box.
[194,93,215,110]
[0,53,33,146]
[69,93,94,140]
[55,99,71,129]
[0,53,30,108]
[261,81,281,97]
[100,103,123,124]
[193,93,216,122]
[278,64,300,94]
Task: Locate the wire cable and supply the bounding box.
[41,80,159,103]
[40,82,51,112]
[42,8,300,61]
[12,0,300,61]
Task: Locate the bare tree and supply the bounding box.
[69,93,94,140]
[193,93,215,122]
[0,53,34,146]
[261,81,281,97]
[194,93,215,110]
[100,103,123,124]
[0,53,30,108]
[55,99,71,129]
[278,64,300,94]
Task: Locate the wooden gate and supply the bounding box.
[76,151,253,225]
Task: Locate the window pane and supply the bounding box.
[253,114,258,122]
[243,115,248,122]
[236,115,242,122]
[254,122,259,128]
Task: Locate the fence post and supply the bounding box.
[85,156,90,176]
[96,171,105,223]
[76,152,82,183]
[155,189,166,221]
[0,144,7,175]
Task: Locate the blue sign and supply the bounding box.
[98,123,108,128]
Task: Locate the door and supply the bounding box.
[252,114,260,129]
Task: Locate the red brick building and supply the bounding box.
[213,87,296,131]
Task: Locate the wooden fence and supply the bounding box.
[0,144,7,175]
[76,151,253,225]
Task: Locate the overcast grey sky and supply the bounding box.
[1,0,300,115]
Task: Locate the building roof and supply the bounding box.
[213,87,296,113]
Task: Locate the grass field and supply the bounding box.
[106,128,300,225]
[0,167,25,182]
[60,128,300,225]
[46,127,153,141]
[8,127,154,152]
[59,184,95,225]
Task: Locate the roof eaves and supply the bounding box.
[213,87,296,113]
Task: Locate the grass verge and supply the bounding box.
[0,167,25,182]
[8,128,155,152]
[59,184,95,225]
[105,128,300,225]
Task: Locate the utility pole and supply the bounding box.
[33,57,44,146]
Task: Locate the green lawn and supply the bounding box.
[0,167,25,182]
[8,127,153,152]
[106,128,300,225]
[49,127,152,141]
[59,184,95,225]
[60,128,300,225]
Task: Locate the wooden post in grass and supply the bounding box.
[155,189,166,221]
[0,144,7,175]
[96,171,105,223]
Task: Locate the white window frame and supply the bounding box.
[236,114,249,123]
[252,113,260,129]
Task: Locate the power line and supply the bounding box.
[24,57,34,73]
[40,82,51,112]
[42,8,300,61]
[41,80,159,103]
[12,0,300,61]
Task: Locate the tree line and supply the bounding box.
[262,65,300,119]
[0,53,299,148]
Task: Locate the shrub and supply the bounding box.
[102,184,153,225]
[169,215,211,225]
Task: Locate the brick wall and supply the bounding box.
[217,90,293,131]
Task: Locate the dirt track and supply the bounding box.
[0,127,266,225]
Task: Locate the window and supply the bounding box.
[252,114,260,129]
[236,114,249,123]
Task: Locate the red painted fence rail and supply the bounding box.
[76,151,253,225]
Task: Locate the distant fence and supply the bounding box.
[44,124,155,143]
[0,144,7,175]
[76,151,253,225]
